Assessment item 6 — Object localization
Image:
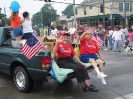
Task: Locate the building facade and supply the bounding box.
[67,0,133,29]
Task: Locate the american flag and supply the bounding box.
[20,34,44,59]
[92,32,103,47]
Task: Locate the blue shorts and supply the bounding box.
[80,54,99,63]
[13,27,23,37]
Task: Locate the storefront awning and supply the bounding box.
[76,14,122,20]
[129,14,133,18]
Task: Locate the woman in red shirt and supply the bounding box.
[80,30,107,85]
[53,32,99,92]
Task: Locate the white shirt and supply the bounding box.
[68,27,76,35]
[21,20,33,33]
[112,31,123,40]
[51,28,57,37]
[109,30,114,36]
[123,28,129,36]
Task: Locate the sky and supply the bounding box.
[0,0,83,18]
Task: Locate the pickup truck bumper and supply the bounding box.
[27,68,48,81]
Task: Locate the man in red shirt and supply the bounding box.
[80,30,107,85]
[53,32,99,92]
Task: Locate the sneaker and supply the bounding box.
[82,84,99,92]
[104,48,107,50]
[118,51,121,52]
[97,73,107,78]
[101,73,107,78]
[100,78,107,85]
[109,48,112,50]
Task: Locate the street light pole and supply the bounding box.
[110,0,113,28]
[103,0,105,28]
[73,0,77,29]
[4,7,7,26]
[124,0,127,26]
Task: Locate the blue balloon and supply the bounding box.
[10,1,20,12]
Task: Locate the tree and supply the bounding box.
[62,4,74,16]
[32,3,58,27]
[0,8,6,27]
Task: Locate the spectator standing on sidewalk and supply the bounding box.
[104,30,109,50]
[83,24,89,32]
[112,26,123,52]
[50,26,57,37]
[108,26,114,50]
[124,25,129,40]
[119,26,125,47]
[68,25,76,43]
[96,25,105,49]
[128,28,133,51]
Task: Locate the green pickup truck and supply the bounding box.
[0,26,50,92]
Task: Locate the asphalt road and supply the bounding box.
[0,50,133,99]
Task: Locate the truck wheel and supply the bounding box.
[13,66,33,93]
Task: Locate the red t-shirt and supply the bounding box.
[78,27,84,36]
[80,37,99,55]
[10,15,21,28]
[56,42,76,58]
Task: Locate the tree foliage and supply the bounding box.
[0,8,6,27]
[32,3,58,27]
[62,4,74,16]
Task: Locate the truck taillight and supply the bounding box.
[42,57,51,70]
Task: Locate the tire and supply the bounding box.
[13,66,33,93]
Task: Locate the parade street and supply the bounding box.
[0,49,133,99]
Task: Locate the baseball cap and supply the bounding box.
[62,32,70,36]
[108,26,112,29]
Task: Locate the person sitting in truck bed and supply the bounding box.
[53,32,99,92]
[80,29,107,85]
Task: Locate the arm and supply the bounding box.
[73,55,82,64]
[112,31,115,41]
[20,19,24,24]
[97,50,104,61]
[73,55,88,68]
[80,32,86,41]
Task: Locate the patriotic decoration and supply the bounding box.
[20,34,44,59]
[92,32,103,47]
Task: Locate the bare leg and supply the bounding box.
[85,79,90,86]
[89,58,106,78]
[89,58,98,68]
[81,82,86,88]
[96,59,104,72]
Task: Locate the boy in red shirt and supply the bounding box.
[53,32,99,92]
[80,30,107,85]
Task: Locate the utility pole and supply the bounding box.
[103,0,105,28]
[110,0,113,28]
[124,0,127,26]
[4,7,7,26]
[73,0,77,29]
